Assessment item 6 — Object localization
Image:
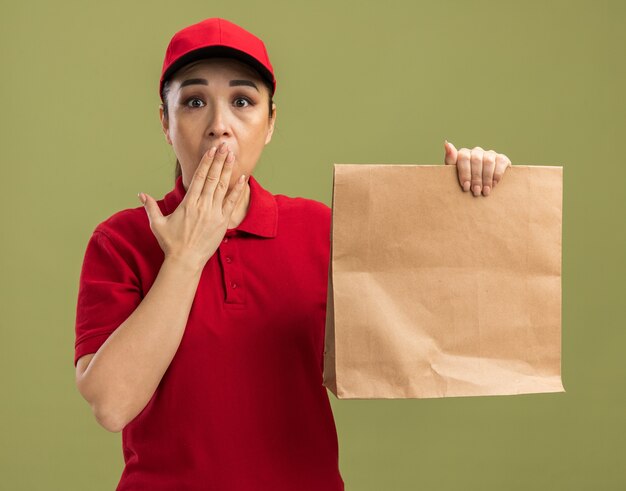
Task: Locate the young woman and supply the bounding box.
[73,17,511,491]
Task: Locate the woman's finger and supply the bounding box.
[481,150,497,196]
[222,173,248,218]
[199,142,230,206]
[493,153,512,187]
[444,140,458,166]
[470,147,484,196]
[212,150,236,208]
[457,148,472,192]
[184,145,218,205]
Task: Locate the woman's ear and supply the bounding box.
[265,103,276,145]
[159,104,172,145]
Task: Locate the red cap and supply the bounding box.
[159,18,276,101]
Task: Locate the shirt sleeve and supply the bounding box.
[74,229,142,367]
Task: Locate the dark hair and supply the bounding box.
[160,63,275,182]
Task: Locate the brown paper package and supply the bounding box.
[323,164,565,399]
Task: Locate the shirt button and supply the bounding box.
[225,256,232,263]
[231,282,238,289]
[223,237,229,243]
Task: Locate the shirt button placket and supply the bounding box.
[219,233,245,305]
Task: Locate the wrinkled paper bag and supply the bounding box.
[323,164,564,399]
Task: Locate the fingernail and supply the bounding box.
[138,192,146,205]
[463,181,470,192]
[472,185,481,196]
[483,185,490,196]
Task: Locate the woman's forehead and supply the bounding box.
[176,57,261,81]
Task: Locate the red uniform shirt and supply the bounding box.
[74,174,345,490]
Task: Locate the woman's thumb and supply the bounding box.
[138,192,162,225]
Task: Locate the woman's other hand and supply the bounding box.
[138,142,248,270]
[444,140,512,197]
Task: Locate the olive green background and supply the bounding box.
[1,0,624,489]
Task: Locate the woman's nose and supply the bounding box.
[207,101,231,134]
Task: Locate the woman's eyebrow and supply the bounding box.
[179,78,259,92]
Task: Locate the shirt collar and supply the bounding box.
[162,174,278,238]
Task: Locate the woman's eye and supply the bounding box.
[185,97,205,108]
[183,96,253,109]
[234,97,252,108]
